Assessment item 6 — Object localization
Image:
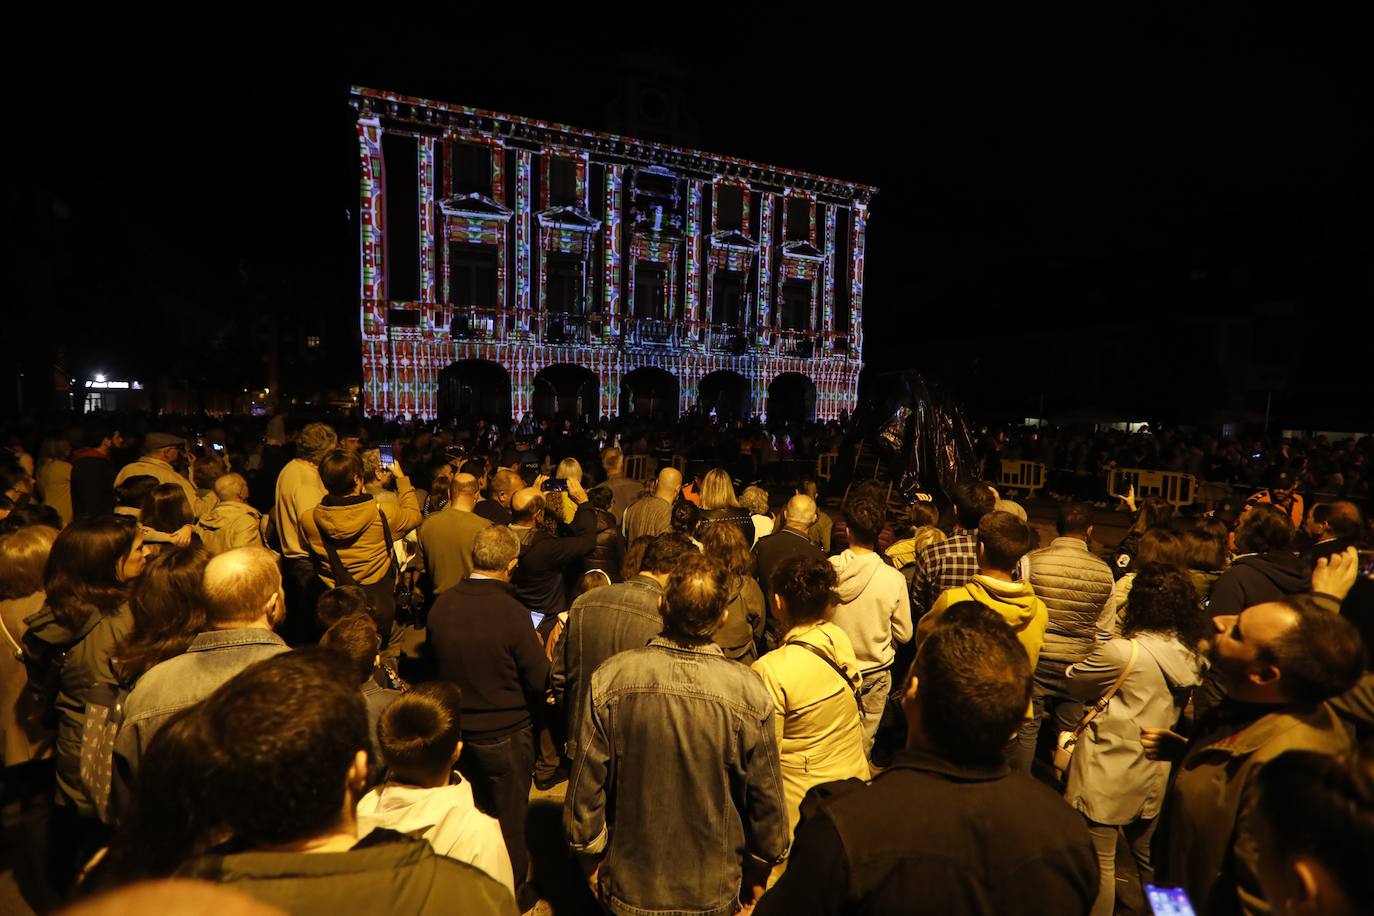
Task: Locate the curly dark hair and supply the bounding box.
[1122,563,1211,649]
[844,497,886,547]
[771,554,838,625]
[670,498,700,537]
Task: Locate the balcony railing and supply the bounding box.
[542,313,602,346]
[777,329,816,358]
[705,324,752,355]
[438,307,849,359]
[622,317,681,347]
[448,307,500,341]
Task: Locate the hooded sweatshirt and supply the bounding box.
[829,549,913,672]
[195,500,264,555]
[356,779,514,895]
[919,575,1049,669]
[1206,551,1310,619]
[299,476,423,587]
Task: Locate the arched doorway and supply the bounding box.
[437,359,511,422]
[620,367,679,423]
[698,370,752,419]
[533,364,600,421]
[767,372,817,423]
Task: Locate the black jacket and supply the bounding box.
[1207,551,1310,619]
[579,504,626,582]
[753,528,826,638]
[510,513,597,616]
[756,749,1097,916]
[699,506,755,546]
[427,577,550,737]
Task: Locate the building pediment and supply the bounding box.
[781,240,824,261]
[537,205,601,232]
[709,229,759,251]
[439,193,513,221]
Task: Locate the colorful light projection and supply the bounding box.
[352,87,873,422]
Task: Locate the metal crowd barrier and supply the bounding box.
[624,454,651,482]
[998,460,1047,497]
[1109,468,1198,507]
[816,451,839,482]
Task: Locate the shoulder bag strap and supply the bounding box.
[1072,639,1138,739]
[313,506,358,587]
[0,612,23,660]
[785,636,864,716]
[376,503,399,583]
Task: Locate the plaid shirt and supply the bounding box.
[910,529,980,620]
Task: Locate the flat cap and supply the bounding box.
[144,432,186,451]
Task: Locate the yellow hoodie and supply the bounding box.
[918,575,1048,669]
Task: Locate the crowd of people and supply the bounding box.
[982,425,1374,504]
[0,410,1372,915]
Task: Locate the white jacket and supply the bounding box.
[356,778,515,894]
[829,549,913,672]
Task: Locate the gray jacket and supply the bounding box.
[1064,631,1205,824]
[1028,537,1116,665]
[565,636,789,916]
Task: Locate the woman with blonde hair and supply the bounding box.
[739,485,774,544]
[698,467,755,544]
[553,457,583,526]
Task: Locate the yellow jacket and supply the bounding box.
[299,476,423,587]
[920,575,1048,668]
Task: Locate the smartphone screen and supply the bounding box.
[211,442,225,453]
[1145,884,1197,916]
[1358,549,1374,578]
[378,444,394,468]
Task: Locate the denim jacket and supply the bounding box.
[114,628,289,791]
[565,636,789,916]
[552,575,664,754]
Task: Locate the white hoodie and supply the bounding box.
[356,778,515,895]
[829,549,913,672]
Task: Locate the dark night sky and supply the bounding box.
[12,12,1371,420]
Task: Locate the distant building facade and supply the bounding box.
[351,86,875,422]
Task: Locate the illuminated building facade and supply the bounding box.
[351,86,875,423]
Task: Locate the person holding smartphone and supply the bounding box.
[299,447,423,664]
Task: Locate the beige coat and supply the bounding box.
[0,593,54,767]
[115,456,217,519]
[752,621,870,838]
[39,460,73,527]
[195,500,265,555]
[299,477,423,587]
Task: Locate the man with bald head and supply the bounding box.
[113,547,290,803]
[418,472,492,596]
[509,481,597,617]
[752,492,826,647]
[195,472,266,554]
[475,468,523,526]
[1152,594,1364,914]
[622,466,681,543]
